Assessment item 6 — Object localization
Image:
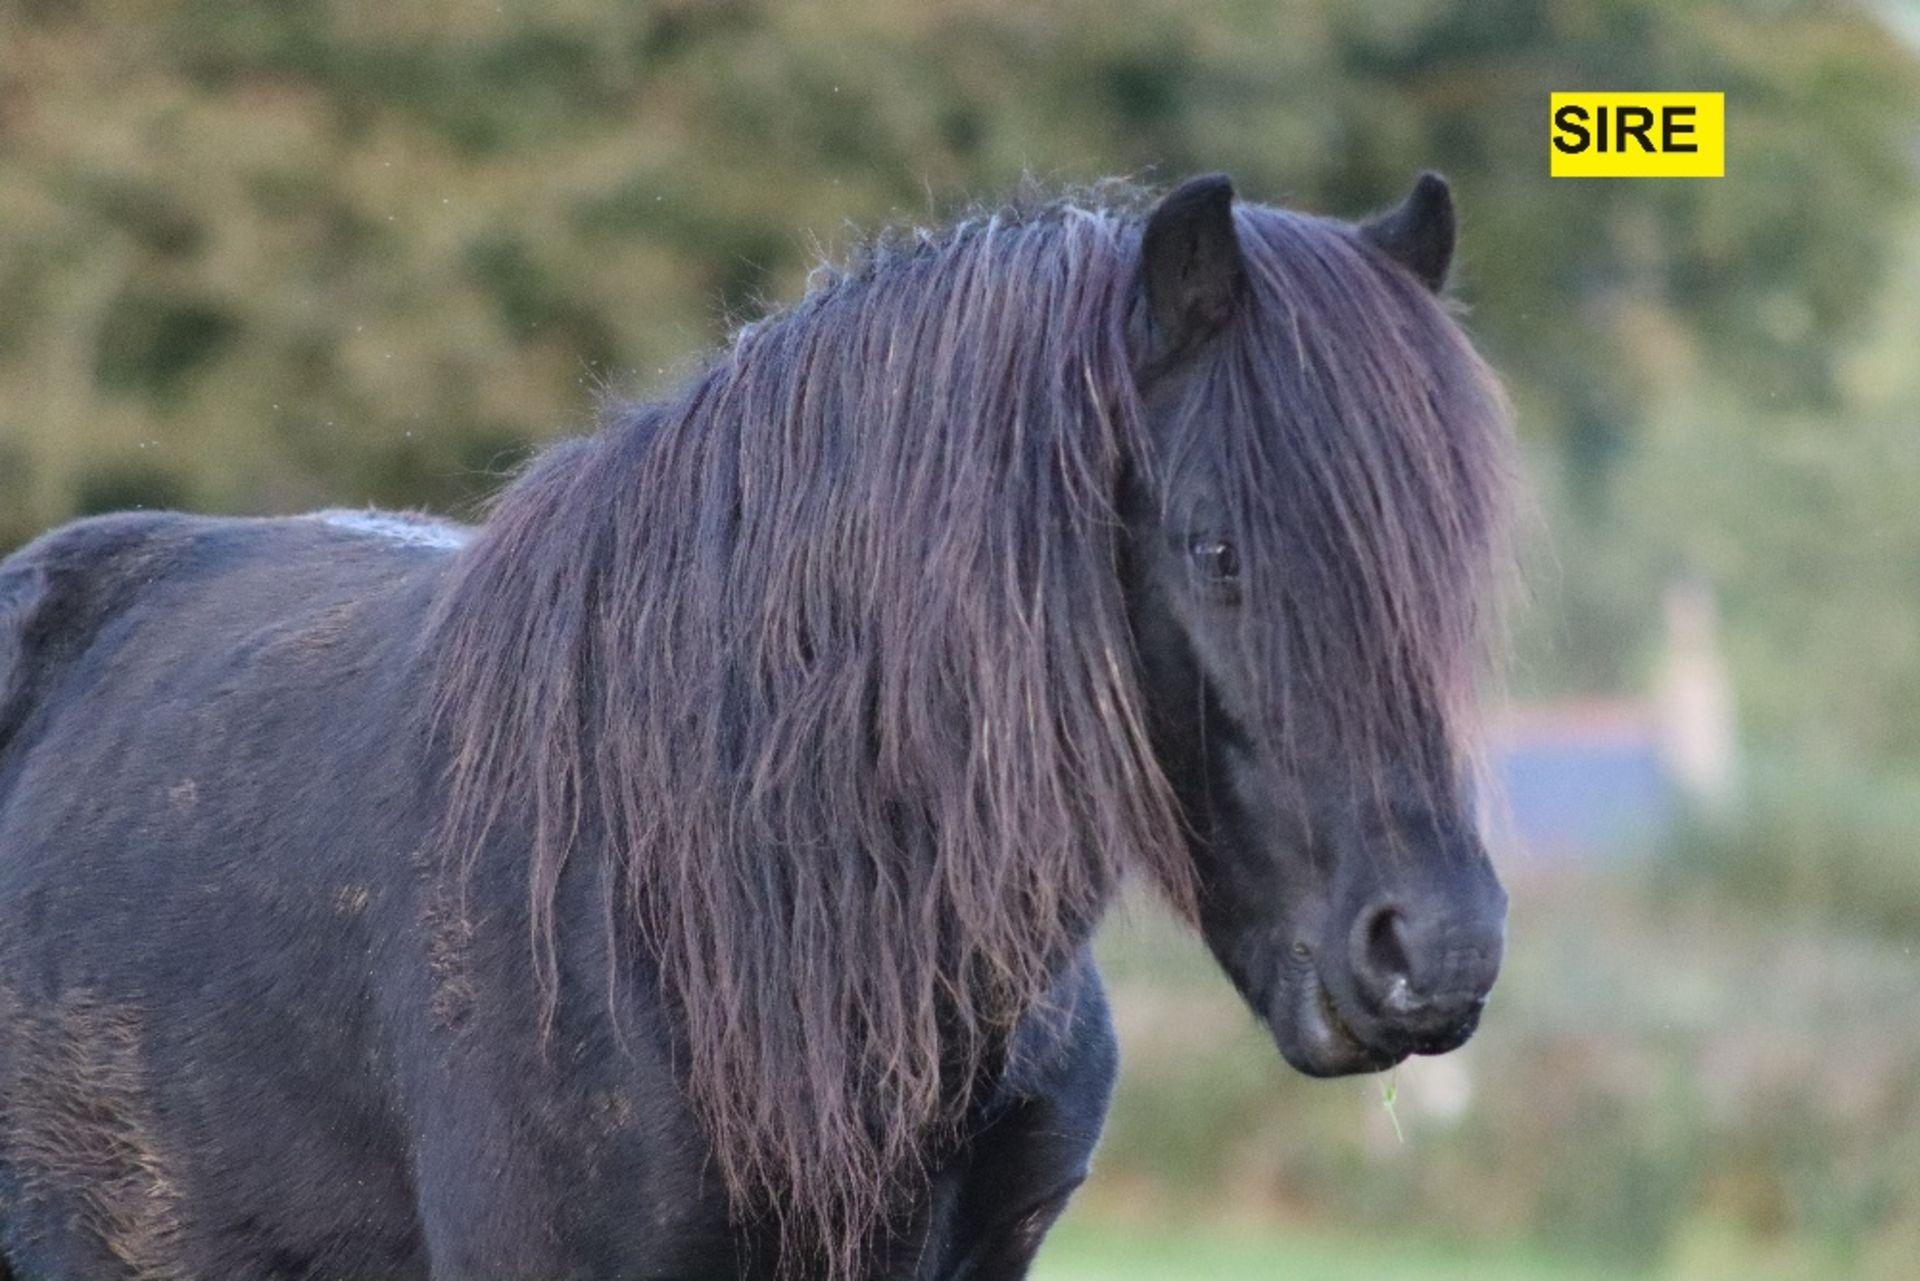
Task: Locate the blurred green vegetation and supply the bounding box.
[3,0,1916,772]
[4,1,1920,1275]
[1034,1218,1646,1280]
[1657,756,1920,939]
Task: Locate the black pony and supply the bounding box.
[0,173,1514,1280]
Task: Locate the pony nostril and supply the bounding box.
[1346,891,1507,1033]
[1353,902,1422,1013]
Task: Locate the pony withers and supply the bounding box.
[0,172,1514,1280]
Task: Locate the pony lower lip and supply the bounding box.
[1304,979,1406,1072]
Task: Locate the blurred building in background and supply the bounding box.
[1493,577,1739,861]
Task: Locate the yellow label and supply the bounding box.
[1550,93,1724,178]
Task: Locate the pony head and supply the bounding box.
[1124,172,1512,1075]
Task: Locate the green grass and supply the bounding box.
[1033,1220,1649,1281]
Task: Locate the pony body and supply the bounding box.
[0,510,1115,1279]
[0,176,1513,1280]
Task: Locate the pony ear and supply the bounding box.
[1140,173,1245,361]
[1359,172,1455,292]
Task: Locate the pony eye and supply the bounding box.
[1189,537,1240,584]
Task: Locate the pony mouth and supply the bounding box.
[1272,976,1409,1078]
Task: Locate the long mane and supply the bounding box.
[425,187,1512,1274]
[428,197,1193,1273]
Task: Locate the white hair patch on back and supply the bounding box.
[313,509,473,551]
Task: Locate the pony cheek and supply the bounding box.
[1189,865,1313,1015]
